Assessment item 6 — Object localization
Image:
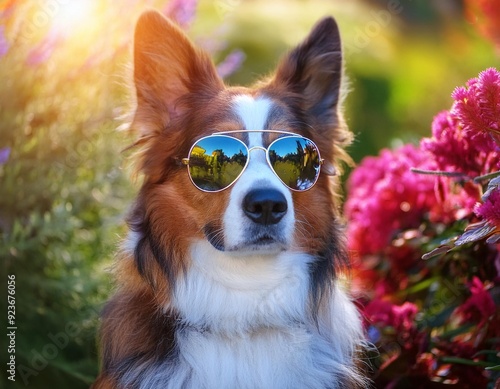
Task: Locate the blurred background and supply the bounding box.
[0,0,498,387]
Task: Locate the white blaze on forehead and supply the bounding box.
[232,95,272,147]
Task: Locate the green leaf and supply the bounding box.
[438,323,475,340]
[423,305,459,329]
[400,276,439,295]
[441,356,498,368]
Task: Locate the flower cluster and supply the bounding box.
[345,144,436,257]
[452,68,500,151]
[346,68,500,387]
[421,109,498,178]
[455,277,496,328]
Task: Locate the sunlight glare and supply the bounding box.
[50,1,95,37]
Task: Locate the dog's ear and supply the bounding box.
[270,17,343,130]
[132,10,223,136]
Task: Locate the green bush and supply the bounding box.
[0,3,133,387]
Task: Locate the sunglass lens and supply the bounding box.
[268,137,321,191]
[188,136,248,191]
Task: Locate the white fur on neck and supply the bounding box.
[172,240,311,334]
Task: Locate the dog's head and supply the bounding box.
[126,10,352,302]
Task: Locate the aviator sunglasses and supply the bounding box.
[180,130,325,192]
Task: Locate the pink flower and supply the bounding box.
[0,147,10,165]
[421,110,500,177]
[429,177,479,224]
[216,49,245,79]
[26,30,63,66]
[364,299,392,325]
[364,299,418,342]
[164,0,198,28]
[0,25,8,58]
[392,302,419,332]
[451,67,500,148]
[455,277,495,328]
[474,188,500,228]
[345,145,437,256]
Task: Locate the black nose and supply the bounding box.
[243,189,288,225]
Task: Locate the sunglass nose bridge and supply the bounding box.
[247,146,267,154]
[245,145,268,165]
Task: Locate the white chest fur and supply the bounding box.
[171,324,339,389]
[128,241,362,389]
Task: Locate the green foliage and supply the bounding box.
[0,3,133,387]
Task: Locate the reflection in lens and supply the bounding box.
[188,136,248,191]
[269,137,320,190]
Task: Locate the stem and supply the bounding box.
[410,168,468,178]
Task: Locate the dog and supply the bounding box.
[92,10,366,389]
